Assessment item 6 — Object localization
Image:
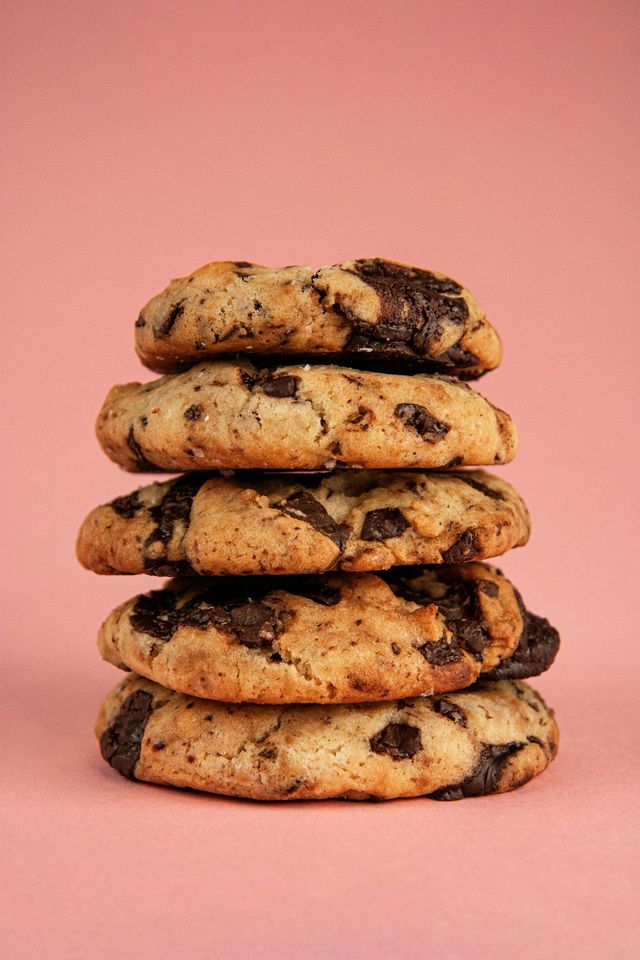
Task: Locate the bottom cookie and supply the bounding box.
[96,676,558,801]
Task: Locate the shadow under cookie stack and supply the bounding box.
[78,258,560,802]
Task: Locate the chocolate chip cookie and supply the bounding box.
[77,469,530,576]
[96,361,516,472]
[98,564,559,702]
[134,258,501,377]
[96,676,558,800]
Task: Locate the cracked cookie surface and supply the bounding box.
[96,676,558,800]
[98,564,559,702]
[134,258,501,377]
[96,360,517,472]
[77,469,530,576]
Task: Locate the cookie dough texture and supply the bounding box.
[134,258,502,377]
[96,676,558,801]
[98,564,559,703]
[95,361,517,472]
[77,469,531,577]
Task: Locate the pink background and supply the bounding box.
[2,0,639,956]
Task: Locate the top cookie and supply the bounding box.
[134,259,501,377]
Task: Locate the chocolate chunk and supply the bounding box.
[370,722,422,760]
[342,259,468,360]
[240,370,256,388]
[394,403,450,442]
[126,427,157,471]
[450,474,504,501]
[131,582,282,649]
[361,508,410,541]
[418,637,462,665]
[184,404,202,421]
[228,602,280,647]
[391,643,401,654]
[99,690,153,780]
[110,490,143,519]
[432,345,479,369]
[441,530,479,563]
[135,315,146,328]
[447,619,488,657]
[432,698,467,727]
[430,742,526,800]
[484,611,560,681]
[154,300,185,339]
[258,746,278,760]
[143,474,208,561]
[277,491,349,549]
[130,591,183,641]
[261,374,299,398]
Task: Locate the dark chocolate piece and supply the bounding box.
[277,491,349,549]
[394,403,450,442]
[370,722,422,760]
[430,742,527,800]
[360,508,410,541]
[99,690,154,780]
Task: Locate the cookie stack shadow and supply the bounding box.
[78,258,560,801]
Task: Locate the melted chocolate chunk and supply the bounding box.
[240,369,256,388]
[447,619,488,658]
[361,508,410,541]
[418,637,463,665]
[484,611,560,681]
[449,474,504,501]
[228,603,279,647]
[370,722,422,760]
[184,404,202,421]
[110,490,143,519]
[142,474,208,564]
[261,374,299,398]
[277,492,349,549]
[340,259,468,361]
[430,742,527,800]
[431,345,479,369]
[130,584,281,649]
[99,690,153,780]
[432,698,467,727]
[154,300,185,339]
[394,403,450,442]
[441,530,479,563]
[126,427,157,471]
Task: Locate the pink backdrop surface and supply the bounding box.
[2,1,639,957]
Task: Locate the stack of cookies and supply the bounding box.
[78,258,560,801]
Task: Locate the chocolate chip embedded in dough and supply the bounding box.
[441,530,479,563]
[432,698,467,727]
[394,403,450,442]
[99,690,154,780]
[429,742,527,800]
[450,474,504,501]
[417,637,463,665]
[370,722,422,760]
[184,404,203,421]
[260,374,299,398]
[277,491,349,549]
[110,490,143,519]
[360,508,410,541]
[154,300,185,339]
